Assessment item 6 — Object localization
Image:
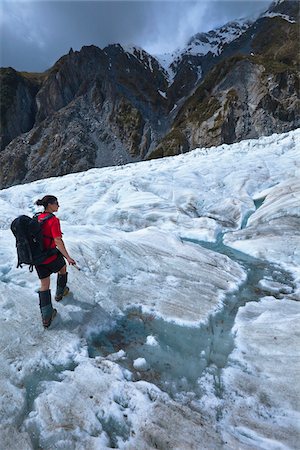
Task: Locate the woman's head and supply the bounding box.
[35,195,59,210]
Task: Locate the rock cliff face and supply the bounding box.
[0,68,43,151]
[149,8,300,158]
[0,45,169,187]
[0,0,299,188]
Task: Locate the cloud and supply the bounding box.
[1,1,50,70]
[142,2,212,54]
[143,0,270,55]
[1,1,271,72]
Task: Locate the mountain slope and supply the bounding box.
[150,8,300,158]
[0,0,299,188]
[0,45,170,187]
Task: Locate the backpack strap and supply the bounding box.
[35,213,55,241]
[34,212,54,223]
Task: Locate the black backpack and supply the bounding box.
[11,213,58,271]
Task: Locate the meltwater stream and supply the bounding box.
[88,234,295,402]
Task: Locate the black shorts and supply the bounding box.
[35,254,66,279]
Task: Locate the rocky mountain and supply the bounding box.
[0,45,170,186]
[150,0,300,158]
[0,0,299,188]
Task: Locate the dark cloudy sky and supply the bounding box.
[1,0,271,72]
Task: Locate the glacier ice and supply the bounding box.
[0,129,299,448]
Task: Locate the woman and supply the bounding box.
[35,195,76,328]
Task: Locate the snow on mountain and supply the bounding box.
[121,44,156,72]
[185,19,253,57]
[155,18,253,83]
[154,1,298,84]
[260,11,297,22]
[118,43,171,83]
[262,0,299,22]
[154,51,176,82]
[0,129,299,448]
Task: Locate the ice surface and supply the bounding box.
[146,335,158,346]
[133,357,148,371]
[221,297,300,449]
[0,129,299,448]
[257,279,293,295]
[224,177,300,280]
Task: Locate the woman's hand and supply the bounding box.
[67,257,76,266]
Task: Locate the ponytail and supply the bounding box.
[35,195,58,209]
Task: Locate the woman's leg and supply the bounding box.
[58,264,67,275]
[40,276,50,291]
[38,276,56,328]
[56,264,69,301]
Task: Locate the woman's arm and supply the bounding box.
[54,237,76,265]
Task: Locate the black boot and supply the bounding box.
[55,273,69,301]
[39,290,57,328]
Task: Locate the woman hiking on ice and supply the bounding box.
[35,195,76,328]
